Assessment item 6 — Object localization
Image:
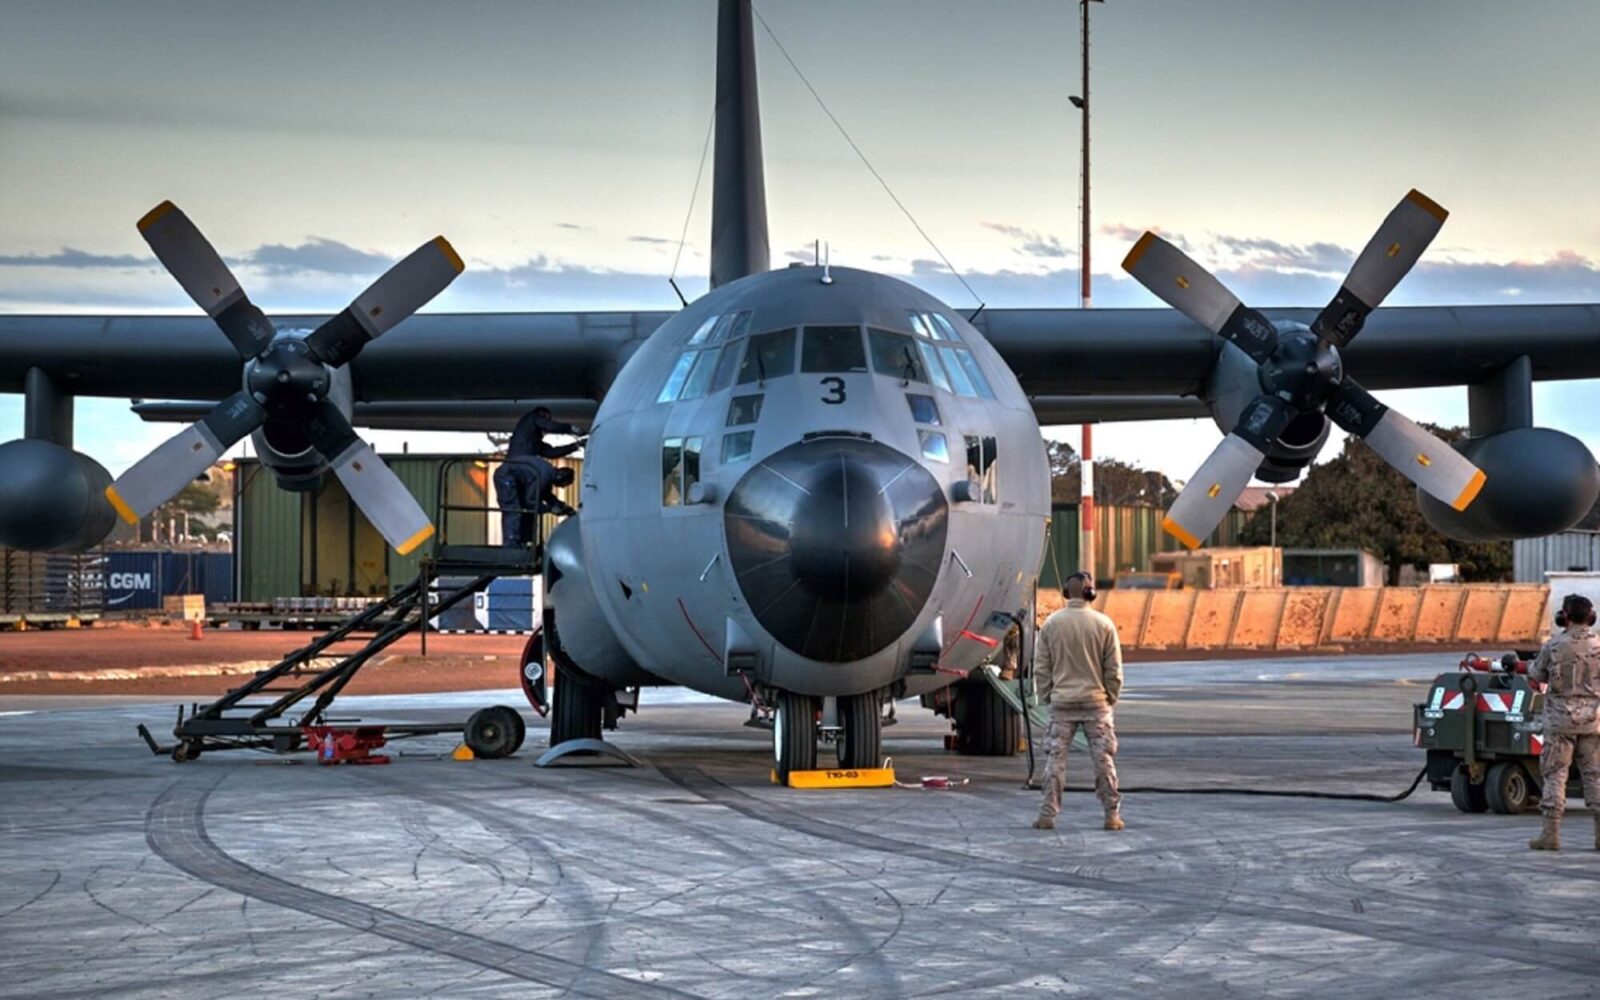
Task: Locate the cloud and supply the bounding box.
[0,248,154,268]
[1213,235,1352,274]
[237,237,392,276]
[627,234,676,246]
[982,221,1070,259]
[554,222,589,231]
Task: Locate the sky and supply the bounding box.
[2,0,1598,481]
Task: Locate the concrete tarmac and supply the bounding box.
[2,654,1597,998]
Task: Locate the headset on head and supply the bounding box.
[1557,594,1597,629]
[1066,571,1096,603]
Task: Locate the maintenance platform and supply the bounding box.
[1,652,1596,999]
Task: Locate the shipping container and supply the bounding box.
[1282,548,1384,587]
[234,453,581,602]
[1514,530,1600,583]
[1039,504,1250,590]
[0,549,104,623]
[102,550,234,611]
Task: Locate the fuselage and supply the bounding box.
[574,264,1049,702]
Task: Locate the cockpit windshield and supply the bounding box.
[800,326,868,373]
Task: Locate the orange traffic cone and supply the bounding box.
[189,619,204,641]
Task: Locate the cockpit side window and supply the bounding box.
[939,345,976,397]
[951,348,995,399]
[656,351,698,403]
[801,326,868,373]
[677,346,723,401]
[964,434,999,503]
[737,328,797,385]
[868,328,927,383]
[905,393,940,425]
[907,310,961,342]
[917,340,952,393]
[661,436,703,506]
[727,394,763,426]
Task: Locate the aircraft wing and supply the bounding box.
[3,303,1598,427]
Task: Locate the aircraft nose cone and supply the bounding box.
[788,457,901,599]
[724,437,948,663]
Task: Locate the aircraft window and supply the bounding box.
[727,394,763,426]
[678,346,722,401]
[661,436,703,506]
[908,312,932,339]
[952,348,995,399]
[905,393,940,425]
[917,340,952,393]
[801,325,868,373]
[722,430,754,464]
[737,328,796,384]
[663,437,684,505]
[709,341,742,392]
[724,311,753,340]
[938,345,976,397]
[918,429,949,463]
[868,328,927,383]
[965,434,999,503]
[656,351,698,403]
[929,313,960,341]
[687,315,720,345]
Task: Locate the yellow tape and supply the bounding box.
[104,486,139,525]
[1162,516,1202,550]
[1451,470,1487,511]
[1405,189,1449,222]
[433,236,465,274]
[1121,232,1157,271]
[137,200,177,233]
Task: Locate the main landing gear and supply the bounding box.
[771,689,886,782]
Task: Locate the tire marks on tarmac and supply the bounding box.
[143,777,698,999]
[658,764,1599,977]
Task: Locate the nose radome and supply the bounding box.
[724,436,948,663]
[788,455,900,600]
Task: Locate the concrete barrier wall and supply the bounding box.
[1036,585,1551,650]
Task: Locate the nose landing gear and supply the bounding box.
[771,689,887,781]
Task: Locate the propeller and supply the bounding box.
[106,202,461,555]
[1122,190,1486,549]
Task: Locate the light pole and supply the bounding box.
[1265,490,1279,548]
[1070,0,1103,575]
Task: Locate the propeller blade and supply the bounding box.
[137,201,276,359]
[1327,380,1486,511]
[303,402,435,554]
[105,390,267,524]
[1162,396,1295,549]
[1312,189,1448,348]
[304,237,465,367]
[1122,232,1278,363]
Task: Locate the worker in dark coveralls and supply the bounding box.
[495,406,583,547]
[1032,572,1124,831]
[1526,594,1600,851]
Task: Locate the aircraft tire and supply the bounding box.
[550,661,605,746]
[774,690,818,782]
[837,690,883,769]
[953,679,1020,757]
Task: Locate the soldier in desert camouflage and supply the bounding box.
[1031,571,1124,832]
[1526,594,1600,852]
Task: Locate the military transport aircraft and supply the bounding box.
[2,0,1598,777]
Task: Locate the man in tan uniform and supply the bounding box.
[1032,572,1123,831]
[1527,594,1600,851]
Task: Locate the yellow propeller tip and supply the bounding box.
[1405,189,1448,222]
[1121,232,1158,272]
[104,486,140,525]
[1162,516,1202,550]
[136,200,178,233]
[433,237,465,275]
[1450,470,1487,511]
[395,523,436,556]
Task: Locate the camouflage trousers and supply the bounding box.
[1539,731,1600,820]
[1039,704,1121,818]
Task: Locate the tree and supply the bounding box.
[1044,439,1179,508]
[1237,425,1511,582]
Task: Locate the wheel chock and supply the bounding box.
[771,767,896,789]
[452,744,475,761]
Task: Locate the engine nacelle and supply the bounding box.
[1420,427,1600,542]
[0,439,118,552]
[544,515,656,687]
[1207,342,1331,483]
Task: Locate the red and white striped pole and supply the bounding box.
[1080,424,1095,576]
